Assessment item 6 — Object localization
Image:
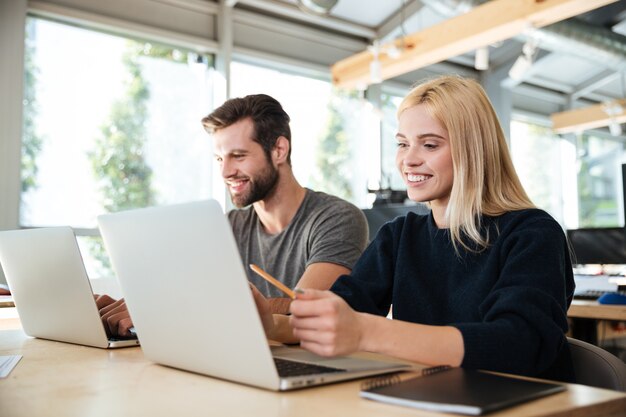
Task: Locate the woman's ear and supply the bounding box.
[272,136,290,165]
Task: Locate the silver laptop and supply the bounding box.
[0,227,139,349]
[97,200,409,390]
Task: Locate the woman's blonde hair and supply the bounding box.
[397,75,534,253]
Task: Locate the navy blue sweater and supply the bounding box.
[331,209,575,382]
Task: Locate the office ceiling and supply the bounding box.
[234,0,626,127]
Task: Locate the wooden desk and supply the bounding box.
[568,300,626,344]
[0,295,14,308]
[569,300,626,321]
[1,318,626,417]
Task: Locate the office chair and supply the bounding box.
[568,337,626,391]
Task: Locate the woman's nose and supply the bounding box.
[403,147,423,167]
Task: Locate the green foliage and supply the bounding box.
[518,123,553,209]
[134,42,188,63]
[311,93,353,200]
[90,45,155,212]
[21,19,43,193]
[577,153,595,227]
[89,42,157,270]
[576,135,618,227]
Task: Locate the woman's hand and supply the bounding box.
[289,289,365,357]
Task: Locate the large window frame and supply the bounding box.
[14,13,221,279]
[21,16,218,229]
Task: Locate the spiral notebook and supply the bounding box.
[360,366,565,415]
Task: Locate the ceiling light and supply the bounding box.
[508,54,532,81]
[370,60,382,84]
[602,101,624,117]
[368,40,382,84]
[603,101,625,136]
[474,46,489,71]
[297,0,338,16]
[609,122,623,136]
[508,38,539,81]
[386,42,402,59]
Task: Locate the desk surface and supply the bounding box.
[0,295,14,308]
[2,316,626,417]
[569,300,626,321]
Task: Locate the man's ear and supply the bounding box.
[272,136,290,164]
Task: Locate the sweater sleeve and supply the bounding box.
[330,219,400,317]
[454,217,575,377]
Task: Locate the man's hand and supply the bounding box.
[268,297,292,314]
[289,289,364,357]
[0,283,11,296]
[249,284,275,336]
[94,294,134,338]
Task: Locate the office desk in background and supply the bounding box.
[569,300,626,322]
[569,274,626,345]
[1,312,626,417]
[568,299,626,345]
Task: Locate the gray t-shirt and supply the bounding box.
[228,189,368,297]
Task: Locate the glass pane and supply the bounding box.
[381,93,405,191]
[20,17,215,229]
[576,134,624,227]
[230,61,375,208]
[510,120,566,224]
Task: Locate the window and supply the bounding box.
[510,119,568,225]
[510,119,626,228]
[576,133,624,227]
[380,93,405,192]
[230,61,376,208]
[21,17,215,277]
[21,17,215,227]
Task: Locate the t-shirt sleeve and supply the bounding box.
[305,200,368,270]
[454,217,575,377]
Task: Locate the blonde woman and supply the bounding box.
[254,75,575,382]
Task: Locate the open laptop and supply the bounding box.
[0,227,139,349]
[97,200,410,391]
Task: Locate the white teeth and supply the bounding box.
[407,174,430,182]
[227,180,246,187]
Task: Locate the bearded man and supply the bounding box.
[203,94,368,314]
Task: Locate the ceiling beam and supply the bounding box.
[551,99,626,134]
[235,0,376,39]
[331,0,618,89]
[376,0,424,40]
[570,70,619,100]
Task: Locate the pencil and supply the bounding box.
[249,264,295,299]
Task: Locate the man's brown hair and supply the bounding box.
[201,94,292,164]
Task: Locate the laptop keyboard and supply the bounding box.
[273,357,346,377]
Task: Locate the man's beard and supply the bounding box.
[230,163,279,208]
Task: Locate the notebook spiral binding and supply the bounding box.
[361,365,452,391]
[421,365,452,376]
[361,374,402,391]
